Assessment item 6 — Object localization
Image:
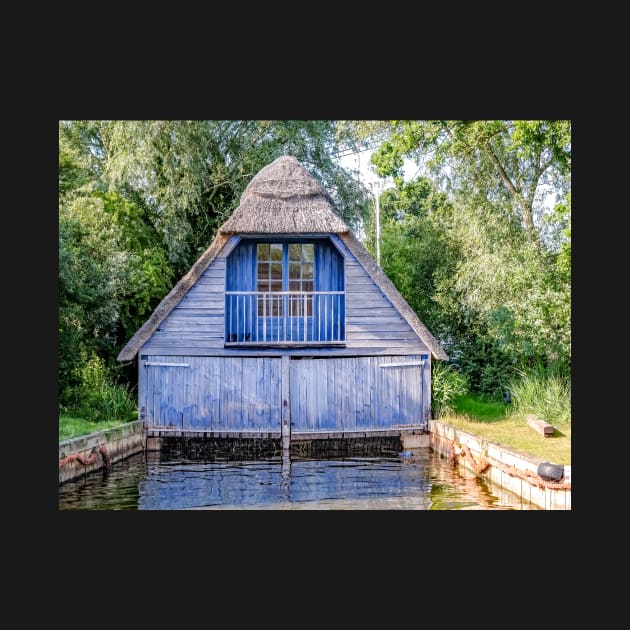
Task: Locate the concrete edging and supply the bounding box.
[59,420,145,485]
[429,419,571,510]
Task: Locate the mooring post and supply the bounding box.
[281,449,291,489]
[281,355,290,450]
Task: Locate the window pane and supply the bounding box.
[289,280,300,291]
[270,280,282,292]
[271,262,282,280]
[302,244,314,262]
[289,262,300,280]
[270,244,283,261]
[303,262,313,279]
[289,244,300,261]
[257,243,269,259]
[257,262,269,280]
[303,280,314,293]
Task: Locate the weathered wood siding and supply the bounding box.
[290,355,427,432]
[333,235,428,355]
[139,354,429,433]
[143,234,429,358]
[142,240,233,354]
[139,355,281,431]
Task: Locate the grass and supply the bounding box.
[59,415,133,442]
[59,391,571,465]
[438,394,571,465]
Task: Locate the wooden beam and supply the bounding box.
[281,355,290,450]
[526,414,555,437]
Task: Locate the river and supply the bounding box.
[58,448,542,510]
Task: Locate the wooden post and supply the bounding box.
[526,414,555,437]
[281,355,291,450]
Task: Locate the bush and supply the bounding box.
[62,352,137,423]
[432,362,469,417]
[507,367,571,427]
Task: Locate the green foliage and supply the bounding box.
[94,190,175,340]
[61,352,137,424]
[432,194,571,388]
[59,416,130,442]
[452,394,506,422]
[365,177,457,338]
[431,363,469,417]
[545,192,571,277]
[59,194,129,393]
[367,120,571,234]
[507,367,571,427]
[99,120,370,275]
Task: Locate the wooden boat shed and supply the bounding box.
[118,155,448,447]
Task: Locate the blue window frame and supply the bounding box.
[225,237,344,344]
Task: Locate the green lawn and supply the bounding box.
[60,394,571,466]
[439,395,571,465]
[59,415,132,442]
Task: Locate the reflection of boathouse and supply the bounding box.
[118,155,448,445]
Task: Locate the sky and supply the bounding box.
[337,148,418,193]
[338,146,558,214]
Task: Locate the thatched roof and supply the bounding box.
[117,155,448,362]
[339,232,448,360]
[117,233,230,361]
[219,156,349,234]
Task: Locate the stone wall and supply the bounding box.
[59,420,145,485]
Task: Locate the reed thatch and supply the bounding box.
[117,155,448,362]
[219,156,349,234]
[340,232,448,360]
[117,233,230,361]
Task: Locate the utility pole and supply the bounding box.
[368,181,381,267]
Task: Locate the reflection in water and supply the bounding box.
[58,449,541,510]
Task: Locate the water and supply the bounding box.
[58,449,542,510]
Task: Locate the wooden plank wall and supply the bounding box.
[144,255,227,353]
[140,355,281,431]
[144,235,429,358]
[139,354,428,433]
[290,355,425,432]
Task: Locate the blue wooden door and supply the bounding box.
[289,356,424,432]
[141,355,282,431]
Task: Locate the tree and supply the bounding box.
[59,195,128,398]
[340,120,571,237]
[100,120,371,275]
[338,121,572,392]
[58,120,370,403]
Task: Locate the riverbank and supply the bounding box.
[58,420,145,484]
[58,419,570,509]
[429,419,570,510]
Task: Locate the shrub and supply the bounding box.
[507,367,571,427]
[63,352,137,423]
[432,362,469,417]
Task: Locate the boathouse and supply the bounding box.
[117,156,448,445]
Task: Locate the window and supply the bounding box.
[256,242,314,316]
[257,243,283,315]
[288,243,314,315]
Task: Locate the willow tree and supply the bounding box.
[338,120,571,391]
[59,120,370,401]
[99,120,370,275]
[338,120,571,238]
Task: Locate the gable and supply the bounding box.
[334,234,448,361]
[117,233,232,361]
